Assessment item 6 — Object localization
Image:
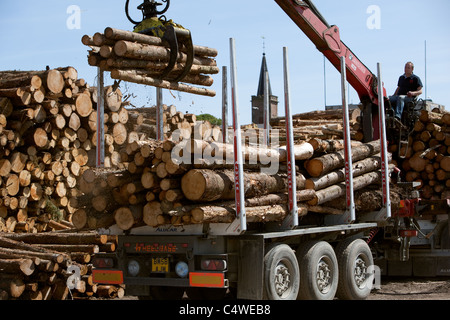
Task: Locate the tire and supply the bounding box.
[296,241,338,300]
[263,244,300,300]
[336,239,374,300]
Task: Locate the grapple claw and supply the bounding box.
[160,26,194,82]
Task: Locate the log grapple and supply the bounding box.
[125,0,194,82]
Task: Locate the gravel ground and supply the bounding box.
[368,277,450,300]
[106,277,450,300]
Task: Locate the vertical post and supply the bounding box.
[96,67,105,168]
[424,40,427,100]
[222,66,229,144]
[340,56,355,223]
[282,47,298,229]
[229,38,246,232]
[263,70,270,147]
[323,55,327,108]
[377,63,391,219]
[156,87,163,141]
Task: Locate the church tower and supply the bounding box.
[251,52,278,126]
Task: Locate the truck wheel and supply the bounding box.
[296,241,338,300]
[335,239,374,300]
[263,244,300,300]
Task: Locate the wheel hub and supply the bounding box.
[274,263,291,297]
[354,257,368,288]
[316,259,332,293]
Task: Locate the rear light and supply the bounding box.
[397,199,418,217]
[93,257,114,268]
[400,229,418,237]
[201,259,227,271]
[92,270,123,285]
[190,272,225,288]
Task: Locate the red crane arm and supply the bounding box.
[275,0,386,105]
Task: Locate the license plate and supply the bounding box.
[152,257,169,273]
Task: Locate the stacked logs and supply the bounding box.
[71,139,310,230]
[70,139,162,231]
[303,139,396,210]
[71,137,391,231]
[128,104,222,142]
[175,139,394,222]
[0,68,87,233]
[269,107,363,145]
[393,109,450,200]
[0,232,122,300]
[0,67,122,233]
[0,66,170,234]
[82,27,219,97]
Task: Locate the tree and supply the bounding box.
[196,113,222,126]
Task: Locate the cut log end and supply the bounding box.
[181,170,208,201]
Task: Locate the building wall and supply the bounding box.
[251,95,278,125]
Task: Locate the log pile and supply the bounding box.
[269,107,364,145]
[70,134,391,231]
[82,27,219,97]
[127,104,222,143]
[0,67,138,233]
[303,140,395,207]
[393,109,450,200]
[0,232,122,300]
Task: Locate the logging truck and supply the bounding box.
[89,0,449,300]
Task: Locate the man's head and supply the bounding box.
[405,62,414,76]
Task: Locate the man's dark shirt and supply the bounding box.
[397,73,423,95]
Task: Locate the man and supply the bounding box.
[389,62,423,120]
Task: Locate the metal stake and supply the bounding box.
[341,56,356,223]
[222,66,229,144]
[229,38,246,233]
[282,47,298,229]
[377,63,391,219]
[156,87,163,141]
[96,67,105,168]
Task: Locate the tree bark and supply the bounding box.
[110,69,216,97]
[181,168,303,202]
[190,204,308,224]
[305,153,392,190]
[0,258,35,276]
[0,232,107,245]
[307,165,394,206]
[114,40,216,66]
[305,140,381,177]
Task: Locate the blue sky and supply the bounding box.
[1,0,449,125]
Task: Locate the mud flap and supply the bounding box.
[237,236,264,300]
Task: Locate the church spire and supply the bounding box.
[256,52,272,97]
[251,46,278,126]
